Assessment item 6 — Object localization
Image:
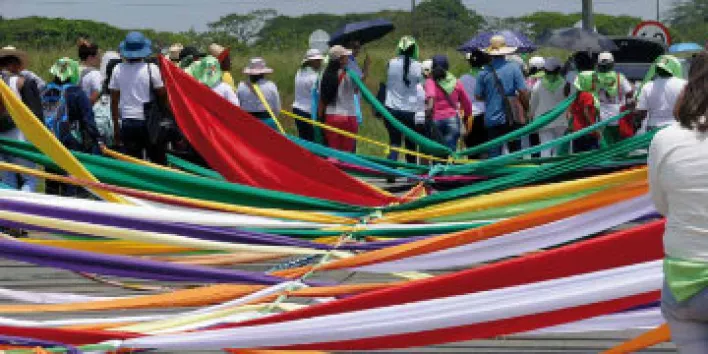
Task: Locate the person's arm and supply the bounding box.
[87,72,102,105]
[474,73,485,102]
[514,66,530,111]
[457,83,473,122]
[271,82,281,115]
[635,85,649,122]
[110,89,121,146]
[529,84,540,121]
[517,89,530,113]
[361,55,371,82]
[648,137,669,216]
[424,79,435,120]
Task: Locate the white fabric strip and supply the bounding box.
[0,287,116,304]
[526,307,663,334]
[357,194,655,272]
[122,261,662,350]
[0,189,324,228]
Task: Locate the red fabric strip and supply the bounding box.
[217,220,665,330]
[159,56,396,207]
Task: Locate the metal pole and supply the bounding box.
[582,0,594,31]
[656,0,660,21]
[411,0,416,36]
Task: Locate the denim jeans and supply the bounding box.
[485,124,520,158]
[384,107,417,164]
[434,116,461,151]
[0,128,38,192]
[662,281,708,353]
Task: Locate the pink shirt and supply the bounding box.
[424,78,472,121]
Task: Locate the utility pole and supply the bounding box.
[582,0,594,31]
[411,0,416,36]
[656,0,660,21]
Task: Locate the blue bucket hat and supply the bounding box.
[120,31,152,59]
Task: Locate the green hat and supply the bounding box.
[655,55,683,78]
[50,57,80,84]
[397,36,419,60]
[190,55,222,88]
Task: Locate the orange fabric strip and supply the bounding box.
[601,323,671,353]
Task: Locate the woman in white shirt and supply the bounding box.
[292,49,324,142]
[319,45,357,152]
[650,51,708,353]
[529,57,568,157]
[636,55,687,133]
[77,39,103,105]
[384,36,422,163]
[191,55,239,106]
[236,57,280,130]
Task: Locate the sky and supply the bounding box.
[0,0,675,32]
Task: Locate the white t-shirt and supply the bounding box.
[236,79,281,113]
[529,80,568,130]
[414,84,426,124]
[459,73,485,115]
[212,82,240,106]
[637,76,687,129]
[323,71,357,117]
[108,62,164,120]
[649,123,708,262]
[385,56,422,112]
[79,66,103,98]
[293,67,318,113]
[598,73,633,125]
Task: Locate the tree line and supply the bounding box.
[0,0,705,51]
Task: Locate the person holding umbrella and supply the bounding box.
[293,48,324,142]
[328,18,394,82]
[474,35,529,157]
[384,36,423,163]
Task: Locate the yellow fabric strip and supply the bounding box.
[251,84,286,134]
[0,162,354,225]
[100,145,189,175]
[281,109,452,163]
[379,167,647,223]
[0,77,127,203]
[23,239,195,256]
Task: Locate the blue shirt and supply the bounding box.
[474,57,527,127]
[347,56,363,77]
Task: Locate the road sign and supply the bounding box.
[632,21,671,46]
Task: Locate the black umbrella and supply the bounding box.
[537,28,618,52]
[328,18,395,46]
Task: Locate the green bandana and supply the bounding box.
[655,54,683,78]
[542,73,563,92]
[468,68,481,77]
[596,71,622,97]
[191,55,222,88]
[396,36,419,60]
[436,71,457,95]
[574,71,600,109]
[50,57,80,85]
[665,257,708,302]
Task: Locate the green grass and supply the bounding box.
[25,45,569,157]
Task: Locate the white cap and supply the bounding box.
[544,57,562,71]
[421,59,433,73]
[304,48,324,61]
[598,52,614,64]
[528,56,545,69]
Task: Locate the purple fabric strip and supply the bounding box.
[0,237,290,285]
[0,199,411,251]
[0,334,79,354]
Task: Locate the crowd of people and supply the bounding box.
[0,30,698,184]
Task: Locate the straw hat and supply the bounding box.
[302,48,324,64]
[484,35,517,56]
[168,43,184,61]
[243,57,273,75]
[0,46,29,66]
[208,43,226,57]
[328,45,352,60]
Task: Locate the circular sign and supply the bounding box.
[309,30,330,54]
[633,21,671,46]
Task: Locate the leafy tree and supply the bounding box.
[414,0,485,45]
[668,0,708,42]
[208,9,278,45]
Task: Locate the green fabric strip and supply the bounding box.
[348,68,453,157]
[665,257,708,303]
[167,154,225,180]
[0,138,362,212]
[454,94,576,157]
[250,220,492,239]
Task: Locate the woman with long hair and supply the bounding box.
[650,51,708,353]
[77,38,102,105]
[293,48,324,142]
[384,36,423,163]
[424,55,472,151]
[319,45,358,152]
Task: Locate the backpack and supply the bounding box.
[93,95,114,146]
[41,83,83,146]
[0,72,18,132]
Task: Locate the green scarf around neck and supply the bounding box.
[596,71,622,97]
[436,72,457,95]
[542,73,564,93]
